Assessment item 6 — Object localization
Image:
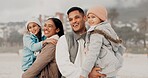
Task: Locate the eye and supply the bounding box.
[33,25,36,27]
[69,18,72,22]
[48,25,53,27]
[44,24,46,27]
[28,26,32,29]
[92,16,96,18]
[75,16,80,19]
[46,24,53,29]
[87,16,90,19]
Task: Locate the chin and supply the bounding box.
[46,35,52,38]
[73,27,79,31]
[73,29,78,32]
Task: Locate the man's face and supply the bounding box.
[68,10,86,34]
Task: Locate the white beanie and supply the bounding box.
[25,17,42,30]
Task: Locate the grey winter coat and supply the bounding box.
[81,21,122,77]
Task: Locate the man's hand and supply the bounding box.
[88,67,106,78]
[80,75,85,78]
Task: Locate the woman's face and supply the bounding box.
[43,19,58,38]
[27,22,40,35]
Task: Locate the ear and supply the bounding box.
[83,15,87,22]
[56,28,60,33]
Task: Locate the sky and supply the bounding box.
[0,0,142,23]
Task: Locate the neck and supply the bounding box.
[47,34,59,40]
[75,27,86,35]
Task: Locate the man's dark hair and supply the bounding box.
[67,7,84,16]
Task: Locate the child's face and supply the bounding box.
[27,22,40,35]
[87,13,101,26]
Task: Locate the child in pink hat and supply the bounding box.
[80,6,125,78]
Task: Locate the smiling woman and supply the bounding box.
[22,18,64,78]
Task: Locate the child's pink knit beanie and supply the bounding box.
[87,5,108,21]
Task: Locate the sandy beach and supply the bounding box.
[0,53,148,78]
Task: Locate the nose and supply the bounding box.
[43,26,47,31]
[30,27,35,31]
[88,18,93,22]
[44,25,48,29]
[72,18,76,24]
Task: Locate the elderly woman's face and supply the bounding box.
[43,19,57,38]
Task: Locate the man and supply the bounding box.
[56,7,104,78]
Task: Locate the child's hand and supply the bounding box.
[43,38,58,45]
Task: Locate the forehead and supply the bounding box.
[68,10,82,18]
[28,22,37,25]
[28,22,38,27]
[87,13,96,16]
[45,19,54,24]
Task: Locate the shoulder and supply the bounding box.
[59,35,66,40]
[90,33,104,39]
[57,35,67,44]
[65,32,74,41]
[43,43,56,50]
[65,32,73,37]
[23,34,37,41]
[23,33,30,37]
[23,34,32,39]
[40,43,56,54]
[24,33,36,38]
[57,35,68,47]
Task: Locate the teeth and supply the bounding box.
[73,23,78,27]
[32,31,35,34]
[44,31,49,33]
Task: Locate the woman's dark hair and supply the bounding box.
[67,7,85,16]
[36,26,42,41]
[48,18,64,37]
